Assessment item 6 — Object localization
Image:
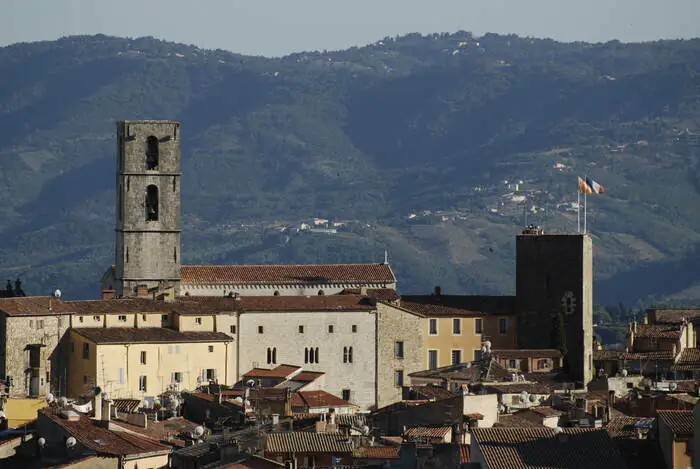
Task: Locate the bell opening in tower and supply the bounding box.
[146,136,159,170]
[145,185,159,221]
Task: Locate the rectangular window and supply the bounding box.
[208,345,214,353]
[142,314,147,321]
[474,349,483,361]
[38,320,45,329]
[79,316,84,323]
[82,343,89,360]
[29,320,33,328]
[299,325,304,333]
[168,345,173,354]
[258,326,264,334]
[475,318,483,334]
[171,372,182,383]
[93,315,100,322]
[230,325,236,334]
[118,368,125,385]
[508,359,517,369]
[206,369,216,381]
[453,318,461,335]
[395,341,404,359]
[83,375,88,385]
[161,314,168,322]
[451,350,462,365]
[429,319,438,335]
[118,315,127,322]
[195,317,202,325]
[328,325,334,333]
[140,351,147,365]
[352,325,357,333]
[394,370,404,387]
[175,345,180,354]
[342,389,351,401]
[138,375,147,392]
[428,350,438,370]
[499,318,508,334]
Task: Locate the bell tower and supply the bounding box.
[114,120,181,297]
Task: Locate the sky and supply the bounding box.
[2,0,700,57]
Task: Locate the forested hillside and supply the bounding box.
[1,32,700,306]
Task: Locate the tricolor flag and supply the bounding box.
[578,177,593,195]
[585,177,605,194]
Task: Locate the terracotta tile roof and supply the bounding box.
[39,408,170,457]
[243,364,302,379]
[674,348,700,366]
[649,308,700,324]
[342,288,401,301]
[634,324,682,340]
[380,436,403,445]
[620,350,675,361]
[494,414,545,428]
[265,432,354,454]
[239,295,375,311]
[657,410,694,438]
[405,385,459,401]
[606,416,655,439]
[0,296,72,316]
[471,427,627,469]
[460,444,471,463]
[355,445,400,459]
[399,295,516,317]
[111,417,200,445]
[181,263,396,285]
[73,327,231,344]
[372,400,431,415]
[491,349,563,359]
[668,380,699,393]
[404,426,452,440]
[290,371,324,382]
[483,383,554,395]
[528,406,564,418]
[291,390,356,409]
[593,349,622,360]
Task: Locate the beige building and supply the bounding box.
[67,327,232,399]
[396,291,517,370]
[657,410,693,469]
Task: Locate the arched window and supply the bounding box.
[309,347,315,364]
[318,290,325,296]
[305,348,309,364]
[146,136,159,170]
[145,185,159,221]
[272,348,277,364]
[173,247,177,263]
[343,347,348,363]
[348,346,353,363]
[315,347,319,363]
[267,348,272,364]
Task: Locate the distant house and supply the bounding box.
[657,410,693,469]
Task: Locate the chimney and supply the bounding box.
[434,286,441,298]
[101,289,116,300]
[93,393,102,422]
[360,286,368,296]
[102,398,112,424]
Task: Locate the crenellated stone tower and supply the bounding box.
[114,120,181,297]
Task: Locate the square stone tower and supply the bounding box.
[515,228,593,385]
[114,120,181,297]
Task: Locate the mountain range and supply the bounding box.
[1,32,700,307]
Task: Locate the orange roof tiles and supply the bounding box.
[606,416,655,439]
[460,444,471,463]
[239,295,375,311]
[657,410,694,438]
[634,324,682,340]
[181,263,395,285]
[265,432,354,454]
[291,371,324,382]
[356,446,400,459]
[74,327,231,344]
[291,390,356,408]
[243,365,302,379]
[472,427,626,469]
[399,295,516,317]
[342,288,401,301]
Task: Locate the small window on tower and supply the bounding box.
[146,136,159,170]
[172,176,177,192]
[174,247,177,263]
[145,185,159,221]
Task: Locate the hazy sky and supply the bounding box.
[3,0,699,57]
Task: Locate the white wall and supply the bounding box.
[464,394,498,428]
[238,310,377,409]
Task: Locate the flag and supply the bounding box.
[578,177,593,195]
[585,177,605,194]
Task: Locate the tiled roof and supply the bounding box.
[494,414,545,428]
[593,349,622,360]
[472,428,627,469]
[528,406,564,418]
[460,444,471,463]
[181,263,396,285]
[404,426,452,440]
[290,371,324,382]
[399,295,516,317]
[111,417,200,446]
[372,400,431,415]
[674,348,700,366]
[491,349,563,359]
[620,350,675,361]
[606,416,655,439]
[40,408,170,457]
[265,432,354,454]
[0,296,72,316]
[657,410,694,438]
[291,390,355,409]
[649,308,700,324]
[483,383,554,395]
[634,324,681,339]
[243,365,302,379]
[112,399,141,413]
[355,446,400,459]
[73,327,231,344]
[342,288,401,301]
[240,295,375,312]
[406,385,459,401]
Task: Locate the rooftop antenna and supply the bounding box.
[383,249,389,265]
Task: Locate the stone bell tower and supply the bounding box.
[114,120,181,297]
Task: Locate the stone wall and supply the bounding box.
[376,303,423,409]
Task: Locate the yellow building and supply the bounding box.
[0,397,47,428]
[67,327,233,399]
[398,292,517,369]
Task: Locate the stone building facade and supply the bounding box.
[114,120,182,297]
[515,230,593,385]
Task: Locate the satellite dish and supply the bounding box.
[45,393,55,404]
[520,391,529,403]
[621,369,628,377]
[37,437,46,448]
[484,340,492,352]
[54,289,62,298]
[58,397,68,407]
[247,379,256,387]
[361,425,370,436]
[66,436,77,449]
[529,394,537,403]
[669,382,678,392]
[234,397,243,403]
[193,426,205,437]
